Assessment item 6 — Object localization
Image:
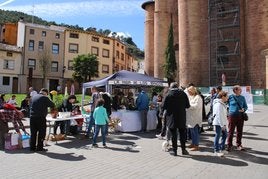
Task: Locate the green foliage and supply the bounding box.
[164,21,177,83]
[98,29,111,36]
[52,94,64,109]
[72,54,99,83]
[0,9,52,25]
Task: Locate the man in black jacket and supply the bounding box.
[163,82,190,156]
[30,88,55,152]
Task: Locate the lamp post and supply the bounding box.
[61,66,66,94]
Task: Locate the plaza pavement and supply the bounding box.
[0,104,268,179]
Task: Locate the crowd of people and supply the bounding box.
[155,83,248,157]
[0,83,248,157]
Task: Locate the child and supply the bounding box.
[92,98,109,148]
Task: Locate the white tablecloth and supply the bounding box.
[110,110,157,132]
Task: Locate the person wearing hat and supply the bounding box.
[29,88,55,152]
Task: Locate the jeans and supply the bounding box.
[86,114,95,136]
[214,125,227,152]
[93,125,106,145]
[189,125,200,146]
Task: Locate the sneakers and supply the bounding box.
[103,144,108,148]
[214,151,224,157]
[182,149,189,155]
[220,150,228,155]
[156,134,164,140]
[92,144,98,148]
[237,145,245,151]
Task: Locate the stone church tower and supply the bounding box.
[142,0,268,90]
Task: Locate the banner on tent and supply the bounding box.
[108,80,169,87]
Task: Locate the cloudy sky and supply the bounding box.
[0,0,146,49]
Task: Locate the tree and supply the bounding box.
[164,20,177,84]
[38,48,52,88]
[72,54,99,85]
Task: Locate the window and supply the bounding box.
[116,50,119,59]
[52,43,59,54]
[3,60,14,70]
[51,61,58,72]
[117,43,119,47]
[29,40,34,51]
[38,41,44,50]
[2,76,10,86]
[28,59,36,69]
[6,52,12,57]
[102,49,109,58]
[121,45,124,49]
[68,60,73,70]
[70,33,79,38]
[29,29,35,35]
[92,36,99,42]
[91,46,99,56]
[69,43,78,53]
[102,65,109,73]
[55,33,60,39]
[121,53,124,61]
[42,31,46,37]
[103,39,110,45]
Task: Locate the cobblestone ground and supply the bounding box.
[0,105,268,179]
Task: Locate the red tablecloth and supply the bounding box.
[0,109,25,133]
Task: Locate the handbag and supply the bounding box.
[208,114,216,124]
[19,134,30,148]
[232,95,248,121]
[5,133,19,150]
[242,112,248,121]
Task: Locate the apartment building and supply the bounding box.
[64,29,114,83]
[112,40,127,73]
[16,21,65,93]
[0,43,22,93]
[0,20,138,93]
[125,52,138,72]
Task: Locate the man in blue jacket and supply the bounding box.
[136,88,149,132]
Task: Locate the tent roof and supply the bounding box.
[82,70,168,89]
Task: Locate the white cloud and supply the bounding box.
[114,32,131,38]
[0,0,15,7]
[1,0,144,18]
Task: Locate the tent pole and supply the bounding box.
[82,87,85,107]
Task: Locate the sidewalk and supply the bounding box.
[0,105,268,179]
